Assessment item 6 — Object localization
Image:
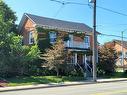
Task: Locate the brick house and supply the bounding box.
[105,40,127,68]
[19,13,96,73]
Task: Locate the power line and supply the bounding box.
[97,24,127,27]
[50,0,127,40]
[50,0,127,17]
[50,0,88,6]
[50,0,65,5]
[99,33,127,40]
[99,29,127,39]
[96,6,127,17]
[54,4,65,17]
[50,0,89,17]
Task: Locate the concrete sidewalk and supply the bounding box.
[0,78,127,92]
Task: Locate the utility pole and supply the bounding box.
[93,0,97,82]
[121,31,124,72]
[89,0,97,82]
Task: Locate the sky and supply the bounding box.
[4,0,127,44]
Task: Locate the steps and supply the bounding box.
[75,62,93,79]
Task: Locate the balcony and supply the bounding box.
[64,40,90,50]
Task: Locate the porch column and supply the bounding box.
[84,54,87,69]
[83,55,85,64]
[85,54,87,63]
[74,53,77,64]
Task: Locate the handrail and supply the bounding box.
[85,62,93,74]
[76,63,86,78]
[64,41,89,49]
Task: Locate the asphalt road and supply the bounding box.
[1,81,127,95]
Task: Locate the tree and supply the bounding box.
[9,35,40,76]
[0,0,17,33]
[0,21,40,77]
[97,44,118,75]
[42,39,67,76]
[0,0,16,22]
[0,1,40,77]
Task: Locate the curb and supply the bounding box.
[97,78,127,83]
[0,78,127,92]
[0,81,95,92]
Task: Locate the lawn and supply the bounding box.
[2,73,127,87]
[4,76,85,86]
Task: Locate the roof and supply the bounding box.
[105,40,127,49]
[114,40,127,49]
[19,13,93,33]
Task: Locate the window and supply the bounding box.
[29,31,34,44]
[84,36,90,43]
[49,32,57,44]
[84,36,90,48]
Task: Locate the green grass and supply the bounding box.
[4,76,84,86]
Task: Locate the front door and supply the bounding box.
[77,54,83,65]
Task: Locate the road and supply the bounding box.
[1,81,127,95]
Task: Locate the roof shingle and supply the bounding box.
[25,13,93,32]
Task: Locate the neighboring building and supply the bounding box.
[105,40,127,67]
[19,13,95,70]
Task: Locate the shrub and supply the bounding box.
[97,44,117,75]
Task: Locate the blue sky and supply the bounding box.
[4,0,127,44]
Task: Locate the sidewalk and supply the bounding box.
[0,78,127,92]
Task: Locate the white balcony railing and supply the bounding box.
[64,41,90,49]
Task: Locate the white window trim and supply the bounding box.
[49,31,57,44]
[84,36,90,48]
[29,31,34,44]
[84,36,90,43]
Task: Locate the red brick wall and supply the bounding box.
[21,18,35,45]
[105,42,127,66]
[114,43,127,65]
[73,36,84,42]
[20,17,93,49]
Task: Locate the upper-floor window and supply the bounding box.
[29,31,34,44]
[84,36,90,48]
[84,36,90,43]
[49,32,57,44]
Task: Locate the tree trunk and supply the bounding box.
[20,63,25,76]
[55,68,59,77]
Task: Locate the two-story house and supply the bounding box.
[19,13,94,69]
[105,40,127,70]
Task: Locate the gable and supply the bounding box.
[21,17,37,45]
[20,16,36,33]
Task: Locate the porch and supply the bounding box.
[66,50,93,77]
